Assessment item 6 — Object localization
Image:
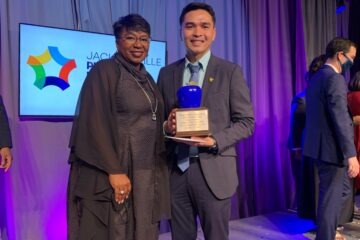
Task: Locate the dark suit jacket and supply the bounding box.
[157,54,254,199]
[303,65,356,165]
[0,96,12,148]
[288,91,306,149]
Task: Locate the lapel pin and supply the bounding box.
[209,77,214,82]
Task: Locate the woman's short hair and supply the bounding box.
[113,14,151,40]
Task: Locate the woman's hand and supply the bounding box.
[109,173,131,204]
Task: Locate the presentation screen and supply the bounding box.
[19,23,166,118]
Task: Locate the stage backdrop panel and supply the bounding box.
[19,23,166,117]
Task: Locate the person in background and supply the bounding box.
[67,14,170,240]
[288,54,326,219]
[158,2,254,240]
[0,96,12,172]
[347,71,360,215]
[303,37,359,240]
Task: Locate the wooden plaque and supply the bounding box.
[175,107,210,137]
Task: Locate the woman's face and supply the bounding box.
[116,29,150,68]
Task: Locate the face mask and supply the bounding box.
[340,53,354,74]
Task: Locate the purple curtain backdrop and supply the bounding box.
[231,0,303,218]
[0,0,338,239]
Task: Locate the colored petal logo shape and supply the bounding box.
[27,46,77,90]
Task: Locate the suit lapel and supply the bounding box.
[173,59,185,105]
[201,55,217,106]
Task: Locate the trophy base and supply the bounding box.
[175,131,210,138]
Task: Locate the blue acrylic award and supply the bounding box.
[175,85,209,137]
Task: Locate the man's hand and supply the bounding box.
[353,115,360,126]
[109,174,131,204]
[164,109,177,135]
[347,156,360,178]
[0,147,12,172]
[171,136,217,148]
[190,136,216,147]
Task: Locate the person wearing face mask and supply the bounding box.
[303,37,360,240]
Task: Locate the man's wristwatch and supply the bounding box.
[208,137,218,154]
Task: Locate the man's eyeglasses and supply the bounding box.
[121,35,150,44]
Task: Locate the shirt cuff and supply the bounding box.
[163,120,169,136]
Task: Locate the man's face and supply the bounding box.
[116,29,150,67]
[181,9,216,61]
[340,46,357,63]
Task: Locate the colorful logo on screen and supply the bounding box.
[27,46,77,90]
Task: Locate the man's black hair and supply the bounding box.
[325,37,357,59]
[179,2,216,26]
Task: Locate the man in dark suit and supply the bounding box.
[303,37,359,240]
[0,96,12,172]
[157,3,254,240]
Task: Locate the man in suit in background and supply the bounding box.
[0,96,12,172]
[157,2,254,240]
[303,37,359,240]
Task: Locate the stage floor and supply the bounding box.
[159,211,360,240]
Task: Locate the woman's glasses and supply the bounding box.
[121,35,150,44]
